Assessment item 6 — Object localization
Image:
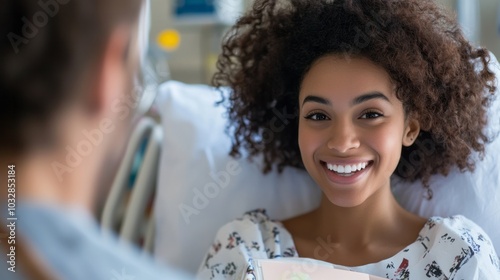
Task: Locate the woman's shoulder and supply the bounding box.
[197,209,297,279]
[238,208,277,225]
[218,209,296,255]
[216,209,286,237]
[423,215,494,243]
[420,215,500,277]
[422,215,496,254]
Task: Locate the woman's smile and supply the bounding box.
[320,159,374,185]
[323,160,372,184]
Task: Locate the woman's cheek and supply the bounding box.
[373,124,404,167]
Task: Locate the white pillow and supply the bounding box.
[154,54,500,273]
[153,81,321,273]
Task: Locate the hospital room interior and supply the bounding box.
[100,0,500,274]
[2,0,500,279]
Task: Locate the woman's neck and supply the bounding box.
[283,184,426,266]
[314,185,416,248]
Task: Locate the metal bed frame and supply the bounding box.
[101,117,162,253]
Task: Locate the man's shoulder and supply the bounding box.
[16,202,190,279]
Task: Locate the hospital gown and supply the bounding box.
[197,209,500,280]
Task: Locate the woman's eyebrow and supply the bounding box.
[301,91,390,107]
[352,91,391,105]
[302,95,331,107]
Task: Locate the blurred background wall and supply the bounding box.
[149,0,500,84]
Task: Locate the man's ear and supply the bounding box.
[89,26,131,115]
[402,117,420,147]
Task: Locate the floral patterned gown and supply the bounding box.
[197,209,500,280]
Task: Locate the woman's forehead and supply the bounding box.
[299,55,395,100]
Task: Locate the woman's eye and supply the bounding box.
[305,112,329,121]
[360,111,383,119]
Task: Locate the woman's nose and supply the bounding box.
[326,120,360,153]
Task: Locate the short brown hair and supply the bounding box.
[0,0,143,154]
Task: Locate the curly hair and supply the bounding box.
[213,0,497,189]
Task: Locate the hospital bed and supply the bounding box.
[101,116,160,253]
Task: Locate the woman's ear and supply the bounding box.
[402,117,420,147]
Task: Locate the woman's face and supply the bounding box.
[298,55,419,208]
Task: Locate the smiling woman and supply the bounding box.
[196,0,500,279]
[290,55,427,268]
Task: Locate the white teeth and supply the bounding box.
[338,165,345,173]
[326,162,370,174]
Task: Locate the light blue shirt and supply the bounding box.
[0,201,191,279]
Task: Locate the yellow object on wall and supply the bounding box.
[157,29,181,51]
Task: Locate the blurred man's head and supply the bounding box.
[1,0,144,210]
